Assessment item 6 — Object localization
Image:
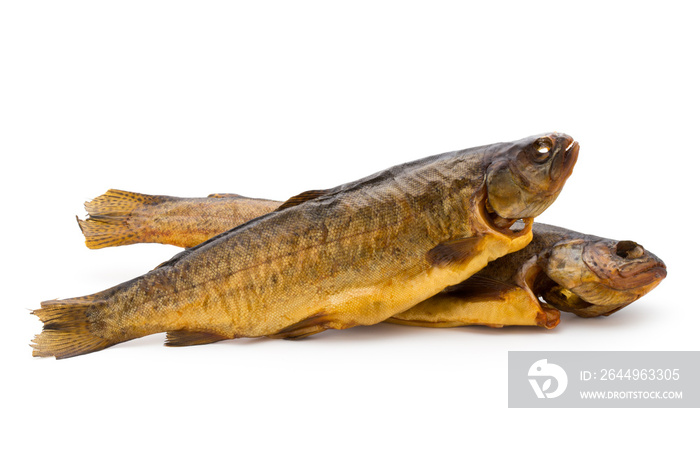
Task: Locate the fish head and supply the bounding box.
[537,238,667,317]
[486,132,579,219]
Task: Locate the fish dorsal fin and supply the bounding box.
[165,330,228,347]
[154,249,189,269]
[207,193,244,199]
[445,275,517,301]
[275,189,331,211]
[426,236,484,267]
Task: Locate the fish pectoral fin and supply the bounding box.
[445,275,520,301]
[275,189,332,211]
[426,235,484,267]
[165,330,229,347]
[268,312,333,340]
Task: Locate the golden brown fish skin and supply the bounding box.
[34,133,577,358]
[77,190,281,249]
[486,134,579,218]
[400,223,667,323]
[78,133,579,249]
[534,225,667,317]
[76,193,557,329]
[77,194,664,326]
[383,276,560,329]
[78,190,281,248]
[75,191,559,329]
[384,224,667,328]
[78,133,578,251]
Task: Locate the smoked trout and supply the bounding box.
[386,222,667,327]
[33,133,578,358]
[77,193,666,326]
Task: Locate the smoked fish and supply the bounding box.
[77,191,666,326]
[33,133,578,358]
[386,222,667,327]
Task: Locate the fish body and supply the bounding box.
[34,133,578,358]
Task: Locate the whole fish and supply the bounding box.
[33,133,578,358]
[77,191,666,325]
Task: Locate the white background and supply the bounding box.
[2,1,697,464]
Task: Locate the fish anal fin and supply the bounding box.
[275,189,331,211]
[269,312,333,340]
[165,330,229,347]
[427,236,484,267]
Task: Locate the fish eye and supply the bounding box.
[616,240,644,259]
[533,138,553,162]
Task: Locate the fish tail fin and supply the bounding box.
[77,189,168,249]
[31,295,113,359]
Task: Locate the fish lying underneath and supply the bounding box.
[78,188,667,327]
[386,222,667,326]
[33,133,578,358]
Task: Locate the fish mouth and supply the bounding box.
[614,241,668,282]
[615,263,668,287]
[584,241,667,290]
[562,140,579,178]
[549,138,579,186]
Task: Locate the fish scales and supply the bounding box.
[81,151,487,343]
[82,193,665,328]
[35,133,578,357]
